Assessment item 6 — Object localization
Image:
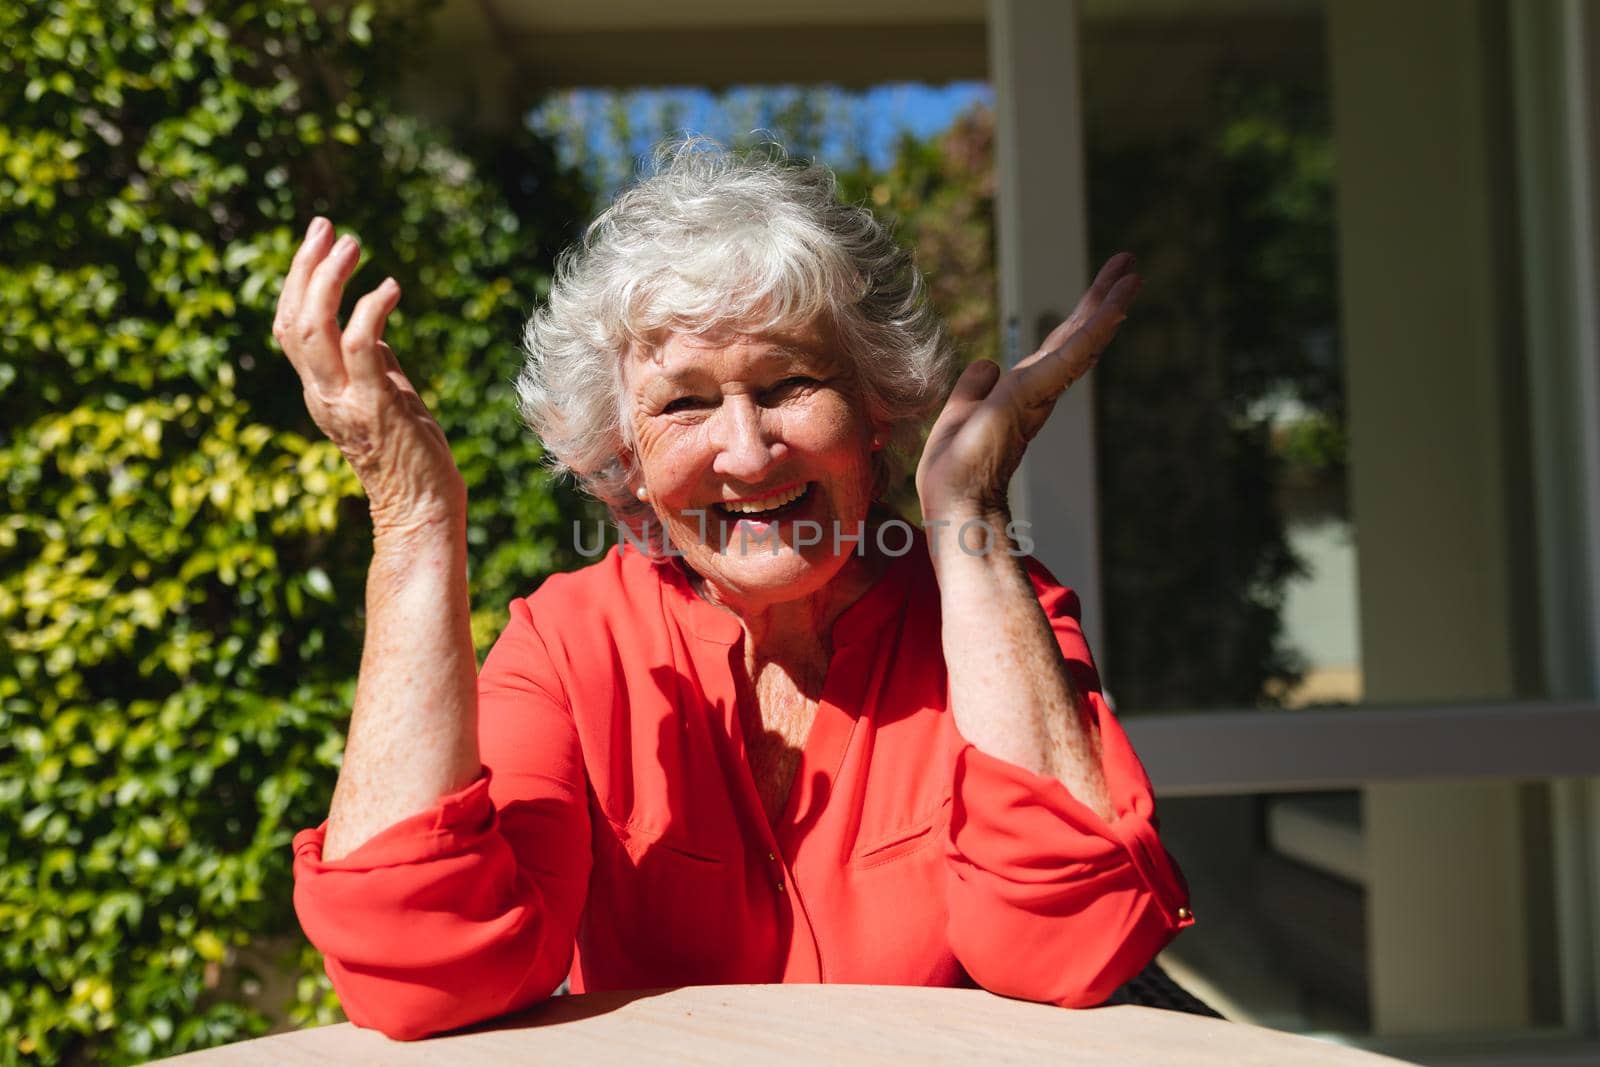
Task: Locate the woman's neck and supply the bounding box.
[691,528,890,667]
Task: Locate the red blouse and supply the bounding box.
[291,538,1193,1040]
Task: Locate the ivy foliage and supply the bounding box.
[0,2,592,1062]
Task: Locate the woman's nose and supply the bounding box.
[711,398,784,481]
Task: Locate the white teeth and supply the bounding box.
[721,484,808,515]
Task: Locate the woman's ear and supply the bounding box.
[615,442,646,503]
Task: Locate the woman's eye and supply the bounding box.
[662,395,711,414]
[767,376,819,400]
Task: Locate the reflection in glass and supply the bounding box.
[1082,9,1360,712]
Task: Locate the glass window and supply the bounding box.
[1157,779,1590,1059]
[1082,0,1565,715]
[1081,4,1361,712]
[1078,0,1600,1055]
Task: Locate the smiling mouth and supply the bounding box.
[713,482,813,519]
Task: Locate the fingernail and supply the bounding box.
[335,234,357,257]
[307,216,327,239]
[381,276,399,295]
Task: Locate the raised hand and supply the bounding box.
[272,218,465,535]
[915,253,1141,525]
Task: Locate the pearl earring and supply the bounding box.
[635,485,649,501]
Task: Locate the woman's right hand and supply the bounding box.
[272,217,465,535]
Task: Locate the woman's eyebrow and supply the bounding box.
[651,366,710,388]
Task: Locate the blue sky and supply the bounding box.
[530,81,992,193]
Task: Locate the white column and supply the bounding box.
[986,0,1105,665]
[1328,0,1533,1034]
[1561,0,1600,705]
[1556,0,1600,1035]
[1513,0,1600,1035]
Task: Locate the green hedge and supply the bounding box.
[0,2,592,1062]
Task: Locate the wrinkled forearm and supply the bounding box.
[930,511,1114,821]
[322,516,481,861]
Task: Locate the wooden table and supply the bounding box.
[153,984,1415,1065]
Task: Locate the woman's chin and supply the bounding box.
[684,531,852,604]
[661,482,878,607]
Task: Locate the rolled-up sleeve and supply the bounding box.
[943,557,1193,1007]
[291,598,592,1040]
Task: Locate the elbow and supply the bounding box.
[948,874,1182,1009]
[307,898,576,1039]
[325,959,494,1041]
[326,951,567,1041]
[949,920,1119,1008]
[348,1006,500,1044]
[290,807,589,1041]
[349,1003,460,1043]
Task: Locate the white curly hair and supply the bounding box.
[517,137,955,541]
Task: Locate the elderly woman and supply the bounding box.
[282,144,1191,1040]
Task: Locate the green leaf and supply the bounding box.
[303,567,333,600]
[3,1,591,1061]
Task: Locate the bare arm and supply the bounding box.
[917,254,1140,819]
[322,523,480,860]
[272,218,480,861]
[931,517,1112,819]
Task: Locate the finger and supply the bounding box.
[273,217,334,352]
[925,359,1002,447]
[295,232,363,388]
[1013,273,1141,402]
[1017,267,1141,372]
[1035,252,1136,357]
[341,277,401,386]
[949,358,1003,413]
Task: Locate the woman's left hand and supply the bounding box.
[915,253,1141,525]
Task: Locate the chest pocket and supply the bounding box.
[849,801,949,870]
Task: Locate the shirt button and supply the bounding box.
[767,852,776,862]
[1177,907,1193,922]
[776,882,785,893]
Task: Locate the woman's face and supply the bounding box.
[623,322,882,611]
